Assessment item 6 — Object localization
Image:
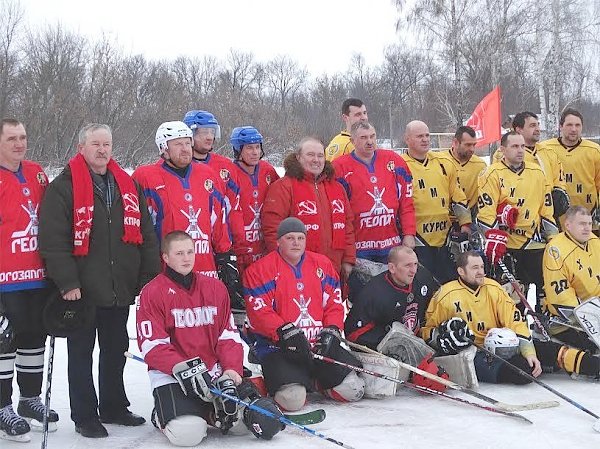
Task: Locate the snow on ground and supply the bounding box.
[4,309,600,449]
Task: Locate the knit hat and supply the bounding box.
[277,217,307,239]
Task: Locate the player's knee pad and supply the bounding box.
[163,415,207,447]
[326,371,365,402]
[274,383,306,412]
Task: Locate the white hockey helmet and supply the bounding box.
[155,121,193,155]
[484,328,519,359]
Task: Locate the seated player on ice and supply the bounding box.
[243,217,365,411]
[422,250,543,384]
[136,231,284,447]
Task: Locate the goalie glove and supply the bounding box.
[215,251,245,311]
[435,317,474,355]
[172,357,214,402]
[551,187,570,217]
[496,202,518,230]
[484,229,509,265]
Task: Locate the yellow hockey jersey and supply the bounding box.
[325,131,353,161]
[542,231,600,325]
[478,161,557,250]
[401,151,470,247]
[537,138,600,215]
[422,278,535,357]
[436,149,487,210]
[493,145,565,191]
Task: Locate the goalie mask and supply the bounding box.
[484,328,519,360]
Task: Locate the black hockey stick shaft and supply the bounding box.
[312,353,532,423]
[342,338,558,411]
[476,344,600,420]
[41,335,55,449]
[497,260,552,341]
[124,352,355,449]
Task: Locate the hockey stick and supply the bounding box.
[41,335,55,449]
[343,338,559,412]
[124,352,354,449]
[497,260,552,342]
[476,344,600,432]
[311,353,532,424]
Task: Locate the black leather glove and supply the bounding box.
[436,317,474,355]
[215,251,245,311]
[314,326,342,357]
[276,322,311,363]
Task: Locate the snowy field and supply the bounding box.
[4,308,600,449]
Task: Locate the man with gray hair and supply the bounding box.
[40,123,160,438]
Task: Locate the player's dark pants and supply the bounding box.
[153,383,214,428]
[261,347,361,394]
[0,288,49,407]
[67,306,130,425]
[473,350,533,384]
[507,249,544,308]
[414,245,456,284]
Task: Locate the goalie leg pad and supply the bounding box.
[377,322,434,367]
[273,383,306,412]
[434,346,479,389]
[324,371,365,403]
[574,297,600,351]
[163,415,207,447]
[352,351,406,398]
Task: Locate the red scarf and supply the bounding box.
[69,153,143,256]
[291,176,346,251]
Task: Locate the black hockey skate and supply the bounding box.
[17,397,59,432]
[0,404,31,442]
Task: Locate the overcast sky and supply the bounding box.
[23,0,402,76]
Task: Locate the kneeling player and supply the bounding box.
[423,251,543,384]
[137,231,283,446]
[244,218,365,411]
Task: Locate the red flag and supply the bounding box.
[465,86,502,148]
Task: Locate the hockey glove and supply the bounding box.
[436,317,474,355]
[484,229,509,265]
[276,322,312,363]
[448,231,470,262]
[496,202,519,230]
[551,187,570,218]
[172,357,214,402]
[214,375,239,433]
[215,251,245,312]
[412,355,449,392]
[314,326,342,358]
[243,397,285,440]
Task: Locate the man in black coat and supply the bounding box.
[39,123,159,438]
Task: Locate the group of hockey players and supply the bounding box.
[0,95,599,447]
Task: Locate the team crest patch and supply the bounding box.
[297,282,304,291]
[328,144,339,156]
[184,192,193,202]
[22,187,30,197]
[204,179,214,192]
[407,293,414,303]
[370,176,377,184]
[548,246,561,260]
[387,161,395,172]
[316,268,324,279]
[36,172,47,186]
[220,169,230,181]
[421,285,428,296]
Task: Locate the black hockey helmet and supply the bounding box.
[43,288,95,337]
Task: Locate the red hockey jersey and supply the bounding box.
[136,271,243,390]
[132,161,231,277]
[333,150,416,261]
[230,160,279,271]
[243,250,344,347]
[0,161,48,292]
